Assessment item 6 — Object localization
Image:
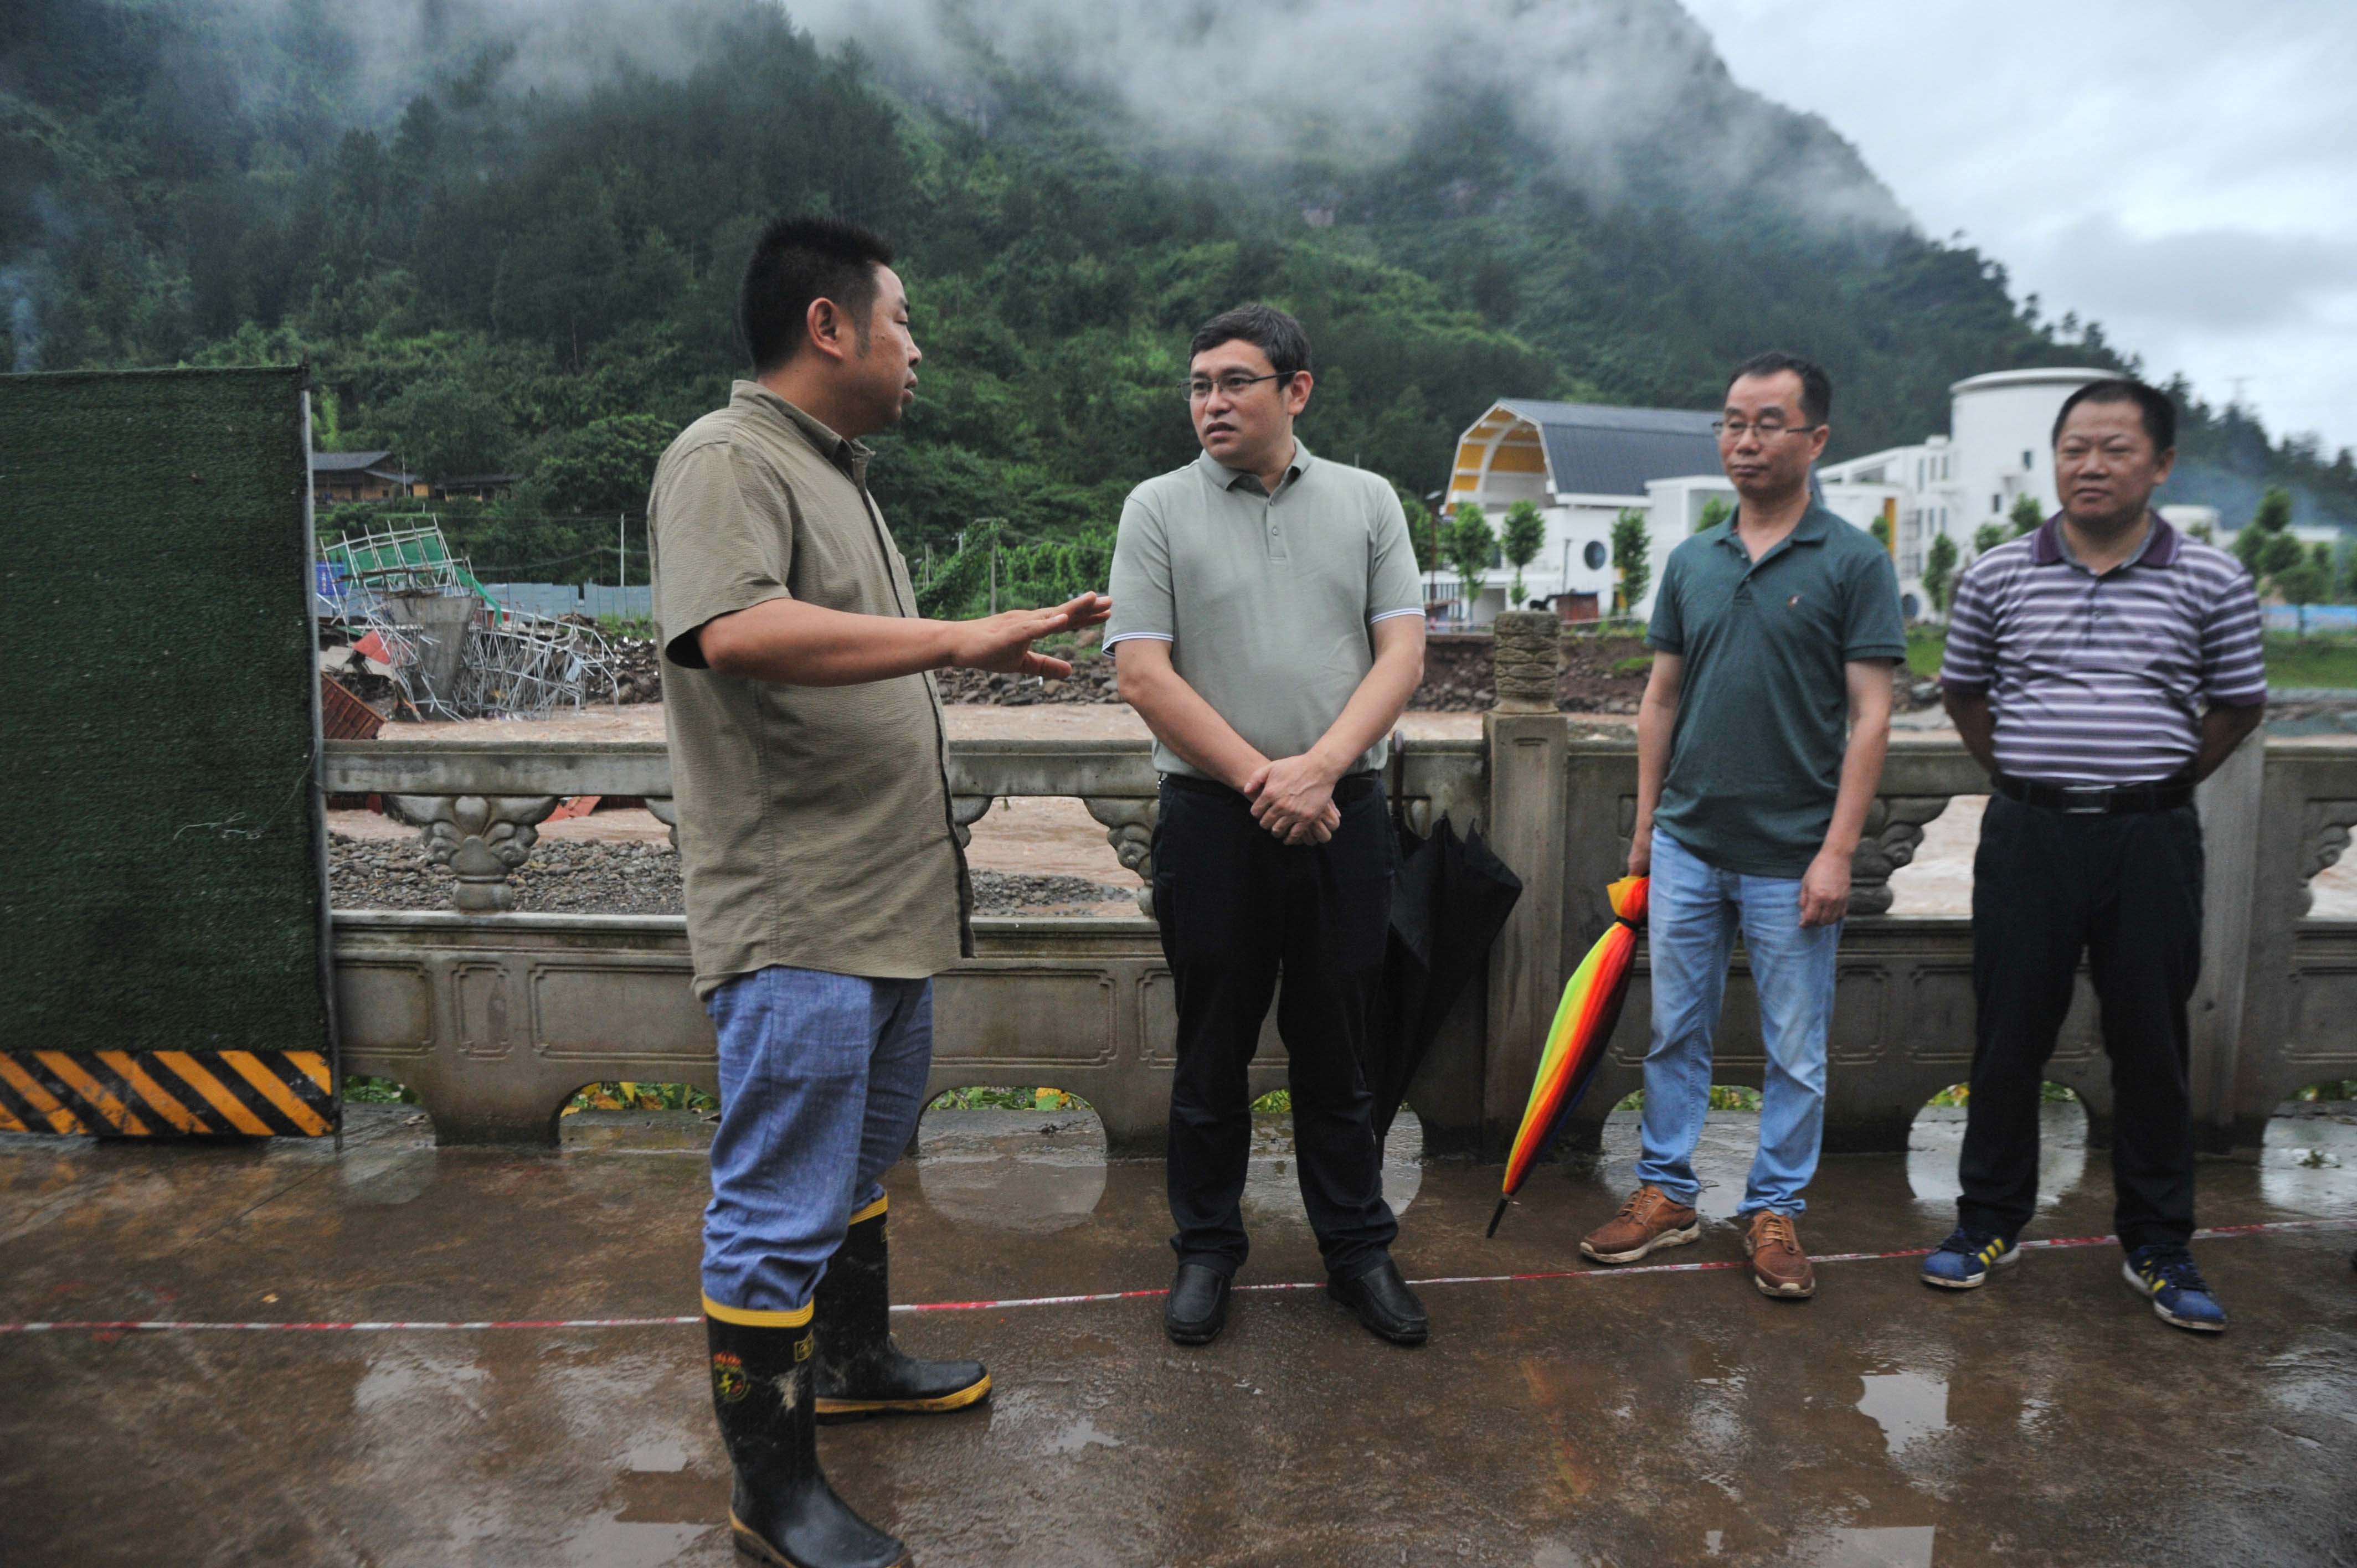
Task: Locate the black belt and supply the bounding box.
[1994,773,2192,814]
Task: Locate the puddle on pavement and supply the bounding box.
[2259,1103,2357,1210]
[1855,1370,1949,1459]
[1244,1113,1423,1224]
[337,1146,438,1205]
[1046,1415,1125,1455]
[916,1109,1108,1234]
[1906,1102,2086,1211]
[1807,1525,1938,1568]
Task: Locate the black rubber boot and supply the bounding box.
[705,1304,910,1568]
[815,1199,991,1424]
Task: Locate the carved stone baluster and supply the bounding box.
[1490,611,1561,714]
[951,795,994,849]
[646,797,680,850]
[1848,796,1953,916]
[2301,800,2357,917]
[1084,796,1159,917]
[386,795,560,912]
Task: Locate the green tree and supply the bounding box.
[1972,522,2006,556]
[1443,503,1497,622]
[2237,484,2296,580]
[526,412,678,517]
[365,376,515,479]
[1398,485,1438,575]
[1611,508,1652,617]
[1869,514,1891,549]
[2009,494,2045,535]
[1695,497,1731,535]
[1922,532,1959,614]
[1501,499,1547,607]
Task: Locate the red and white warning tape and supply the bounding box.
[4,1217,2348,1334]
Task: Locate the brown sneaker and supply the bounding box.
[1580,1185,1700,1265]
[1744,1210,1816,1298]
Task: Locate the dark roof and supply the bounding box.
[436,473,521,487]
[310,450,394,473]
[1497,400,1722,499]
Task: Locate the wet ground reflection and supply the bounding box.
[1906,1101,2087,1211]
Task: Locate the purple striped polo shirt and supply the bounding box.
[1939,513,2266,785]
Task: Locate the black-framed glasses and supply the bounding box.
[1186,372,1292,401]
[1712,419,1823,441]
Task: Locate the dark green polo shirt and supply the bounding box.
[1646,503,1906,877]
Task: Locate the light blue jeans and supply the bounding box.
[1634,829,1841,1216]
[702,966,934,1313]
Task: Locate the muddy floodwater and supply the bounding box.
[4,1100,2353,1565]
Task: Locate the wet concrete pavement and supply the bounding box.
[4,1103,2354,1567]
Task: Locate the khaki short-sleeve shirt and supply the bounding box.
[649,382,970,996]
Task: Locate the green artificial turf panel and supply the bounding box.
[0,367,329,1055]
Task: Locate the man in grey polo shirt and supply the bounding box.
[1107,303,1430,1348]
[1921,378,2265,1332]
[1579,352,1904,1302]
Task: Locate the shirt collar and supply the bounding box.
[2032,510,2177,570]
[1714,502,1834,555]
[1196,439,1314,494]
[732,381,872,477]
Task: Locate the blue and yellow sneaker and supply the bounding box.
[1921,1227,2020,1290]
[2122,1244,2227,1333]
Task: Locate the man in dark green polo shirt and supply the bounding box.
[1578,352,1903,1301]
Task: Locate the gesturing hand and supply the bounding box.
[1244,754,1342,846]
[948,592,1112,678]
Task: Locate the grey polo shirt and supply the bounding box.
[1646,503,1907,878]
[1104,442,1424,780]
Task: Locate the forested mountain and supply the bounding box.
[5,0,2349,594]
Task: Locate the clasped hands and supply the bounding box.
[1243,751,1343,847]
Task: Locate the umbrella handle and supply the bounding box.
[1486,1195,1510,1239]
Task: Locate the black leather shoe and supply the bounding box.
[1164,1262,1232,1345]
[1327,1257,1428,1346]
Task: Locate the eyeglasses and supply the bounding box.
[1186,372,1292,401]
[1713,420,1823,442]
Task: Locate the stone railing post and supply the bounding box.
[385,795,560,912]
[1084,796,1158,917]
[1482,612,1571,1154]
[645,796,680,850]
[2191,734,2265,1146]
[1847,797,1952,915]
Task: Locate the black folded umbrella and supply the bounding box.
[1368,814,1523,1138]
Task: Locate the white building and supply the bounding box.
[1816,367,2114,619]
[1443,367,2135,626]
[1439,400,1723,623]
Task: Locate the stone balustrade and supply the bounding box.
[322,653,2357,1157]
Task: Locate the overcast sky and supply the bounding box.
[1683,0,2357,456]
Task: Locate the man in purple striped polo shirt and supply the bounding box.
[1921,378,2265,1332]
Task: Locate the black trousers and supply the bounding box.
[1153,772,1399,1279]
[1960,792,2205,1251]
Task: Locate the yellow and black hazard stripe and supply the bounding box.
[0,1050,336,1137]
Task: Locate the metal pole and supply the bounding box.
[618,513,627,596]
[990,545,998,616]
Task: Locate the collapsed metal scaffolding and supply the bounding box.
[320,520,616,720]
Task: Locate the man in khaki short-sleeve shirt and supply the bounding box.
[651,380,971,996]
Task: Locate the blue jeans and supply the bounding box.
[1634,829,1841,1216]
[702,966,934,1313]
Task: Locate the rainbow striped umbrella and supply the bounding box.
[1488,875,1650,1237]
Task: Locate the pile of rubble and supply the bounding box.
[315,522,617,723]
[327,833,1129,915]
[579,623,661,704]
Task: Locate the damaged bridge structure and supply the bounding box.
[325,614,2357,1160]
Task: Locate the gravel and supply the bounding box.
[328,834,1133,915]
